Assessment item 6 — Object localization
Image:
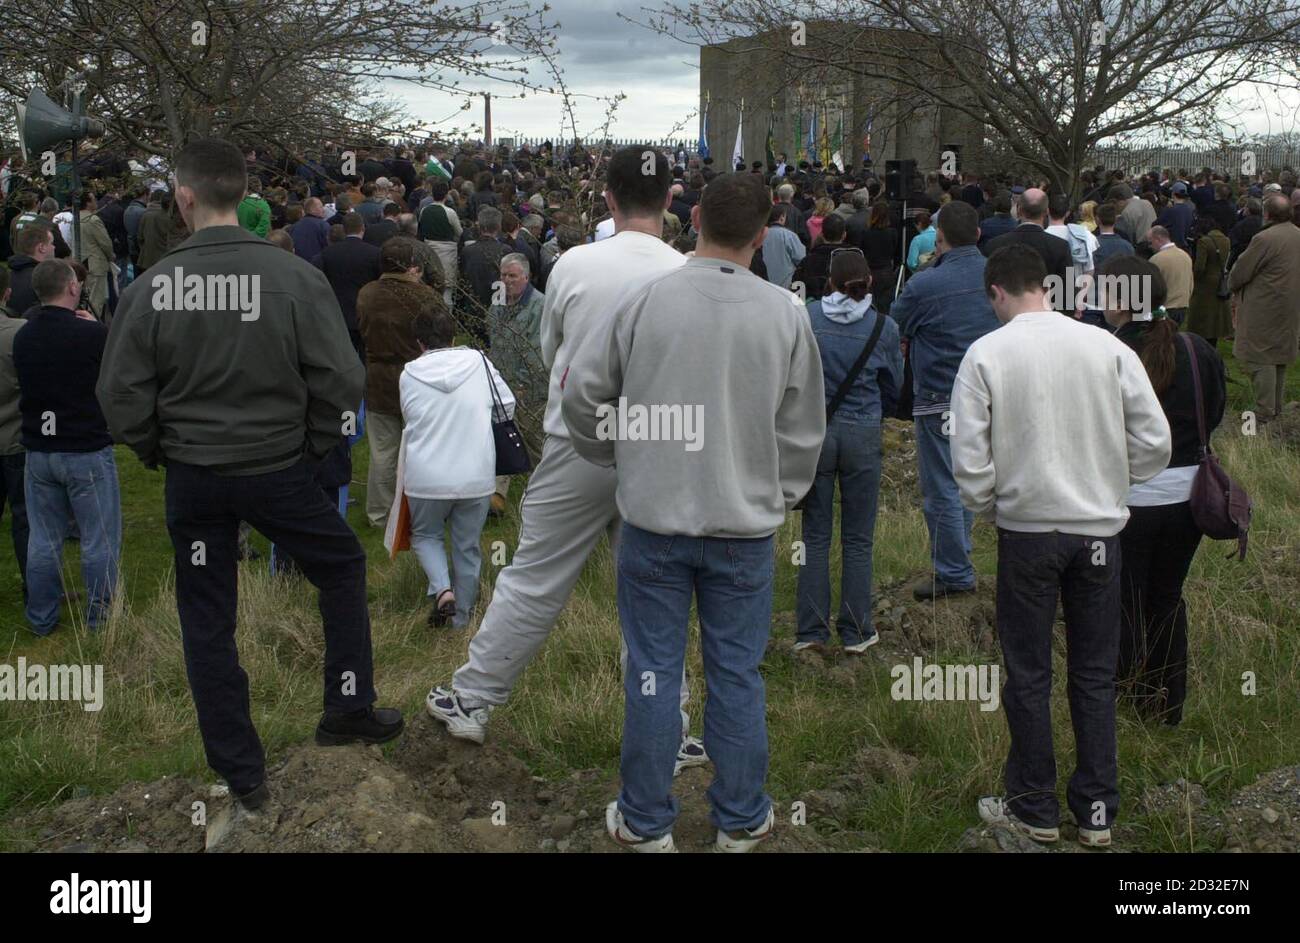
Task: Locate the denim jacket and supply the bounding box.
[892,244,1001,415]
[806,293,903,425]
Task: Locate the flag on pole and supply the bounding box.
[818,103,830,166]
[830,109,844,171]
[806,107,817,163]
[698,93,710,160]
[795,108,804,164]
[862,111,873,164]
[765,102,776,170]
[732,100,744,168]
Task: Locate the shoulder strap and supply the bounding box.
[826,310,887,422]
[1178,332,1208,455]
[479,351,507,419]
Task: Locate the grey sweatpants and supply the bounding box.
[453,434,691,736]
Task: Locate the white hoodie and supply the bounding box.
[398,347,516,500]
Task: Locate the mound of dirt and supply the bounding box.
[1201,766,1300,854]
[18,714,862,853]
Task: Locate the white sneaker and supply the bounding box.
[605,801,677,853]
[715,806,775,853]
[843,633,880,654]
[425,686,491,744]
[674,736,709,777]
[1078,826,1112,848]
[977,796,1059,843]
[792,641,825,653]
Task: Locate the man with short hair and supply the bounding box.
[985,188,1072,312]
[460,206,510,341]
[1092,202,1135,268]
[893,200,999,600]
[364,200,402,247]
[976,191,1017,250]
[236,176,271,238]
[562,171,825,853]
[98,137,403,811]
[487,253,546,510]
[1156,182,1196,249]
[418,179,462,310]
[7,225,56,317]
[761,204,806,289]
[291,197,331,260]
[776,182,810,246]
[78,192,115,319]
[1146,225,1193,325]
[952,244,1170,849]
[427,147,710,780]
[354,183,385,225]
[313,211,381,359]
[1229,194,1300,420]
[1109,183,1155,247]
[792,212,846,299]
[14,258,120,636]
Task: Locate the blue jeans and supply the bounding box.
[24,447,121,634]
[616,522,774,839]
[408,496,491,628]
[796,420,881,645]
[914,412,975,587]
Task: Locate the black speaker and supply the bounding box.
[885,158,916,201]
[13,88,104,162]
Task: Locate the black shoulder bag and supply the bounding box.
[480,352,533,475]
[793,311,887,511]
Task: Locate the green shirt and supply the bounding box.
[237,196,271,238]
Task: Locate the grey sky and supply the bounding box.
[388,0,701,143]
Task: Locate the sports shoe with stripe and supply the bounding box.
[426,686,491,744]
[715,805,775,853]
[605,801,677,853]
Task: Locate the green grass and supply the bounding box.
[1,341,1297,852]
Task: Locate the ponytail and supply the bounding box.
[1141,313,1177,396]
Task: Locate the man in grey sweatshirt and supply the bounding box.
[562,172,826,853]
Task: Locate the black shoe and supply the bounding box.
[315,706,404,746]
[234,781,270,812]
[910,576,976,601]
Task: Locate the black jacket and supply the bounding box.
[363,219,399,247]
[13,304,112,452]
[6,255,40,317]
[97,198,129,258]
[793,242,837,299]
[461,237,509,312]
[98,226,363,472]
[985,224,1073,310]
[313,235,382,338]
[1115,323,1225,468]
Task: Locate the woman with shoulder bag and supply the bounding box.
[1186,215,1232,349]
[795,249,903,654]
[1102,255,1226,725]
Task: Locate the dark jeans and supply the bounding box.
[165,459,376,793]
[796,420,881,645]
[0,452,28,598]
[1118,502,1200,725]
[996,529,1121,830]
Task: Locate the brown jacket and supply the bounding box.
[1230,219,1300,364]
[357,272,439,415]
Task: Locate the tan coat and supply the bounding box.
[1150,244,1193,309]
[1230,220,1300,364]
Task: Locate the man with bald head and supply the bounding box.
[291,196,331,260]
[1229,193,1300,420]
[984,187,1073,312]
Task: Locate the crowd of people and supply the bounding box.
[0,131,1295,852]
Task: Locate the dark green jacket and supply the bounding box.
[97,225,363,474]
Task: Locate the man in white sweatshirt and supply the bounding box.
[951,244,1171,849]
[425,147,707,771]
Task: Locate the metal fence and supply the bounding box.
[497,136,696,153]
[1089,145,1300,175]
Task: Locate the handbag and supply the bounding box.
[1179,333,1250,559]
[793,311,887,511]
[480,352,532,476]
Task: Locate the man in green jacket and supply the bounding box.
[97,138,404,812]
[236,175,271,238]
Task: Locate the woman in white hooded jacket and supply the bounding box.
[391,308,516,628]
